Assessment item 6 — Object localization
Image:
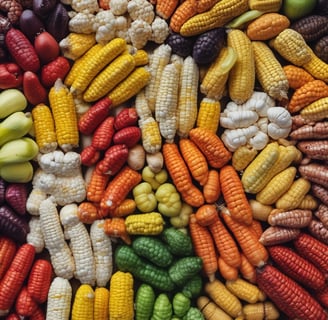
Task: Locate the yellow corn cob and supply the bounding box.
[94,287,109,320]
[298,194,319,210]
[227,29,255,104]
[109,271,134,320]
[232,145,258,171]
[242,302,280,320]
[180,0,249,36]
[133,49,149,66]
[256,166,297,205]
[196,97,221,133]
[46,277,72,320]
[252,41,289,101]
[71,284,95,320]
[197,296,233,320]
[177,56,199,138]
[64,44,103,87]
[225,277,266,304]
[31,103,57,154]
[59,33,96,61]
[155,63,180,142]
[270,28,312,66]
[144,44,172,112]
[303,47,328,83]
[200,46,237,100]
[70,37,127,95]
[241,142,280,194]
[204,279,243,318]
[49,79,79,152]
[83,53,136,102]
[108,67,151,107]
[249,0,282,12]
[125,212,164,235]
[300,97,328,122]
[275,177,311,210]
[139,116,162,154]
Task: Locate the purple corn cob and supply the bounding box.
[0,178,6,204]
[5,183,28,215]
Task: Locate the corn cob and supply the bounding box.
[94,287,109,320]
[139,116,162,154]
[227,29,255,104]
[196,97,221,133]
[0,236,16,280]
[268,208,312,229]
[180,0,249,37]
[15,286,38,317]
[259,225,301,246]
[49,79,79,152]
[125,212,164,235]
[71,284,95,320]
[283,64,315,90]
[109,271,134,320]
[242,302,280,320]
[83,53,136,102]
[31,103,57,154]
[299,163,328,188]
[308,219,328,245]
[315,204,328,228]
[70,38,126,95]
[303,47,328,83]
[252,40,289,101]
[197,296,233,320]
[298,194,319,210]
[232,145,258,171]
[248,0,282,12]
[300,97,328,122]
[132,49,149,66]
[108,67,151,107]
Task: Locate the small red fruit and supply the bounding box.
[34,31,60,64]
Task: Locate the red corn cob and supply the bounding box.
[80,145,101,167]
[268,245,326,290]
[96,144,129,176]
[15,286,38,317]
[256,264,327,320]
[315,285,328,308]
[78,97,111,135]
[0,236,17,279]
[0,244,35,316]
[113,126,141,148]
[91,116,115,150]
[5,313,20,320]
[40,56,70,87]
[114,107,138,130]
[22,71,48,105]
[0,63,23,89]
[27,259,53,304]
[5,28,40,72]
[259,226,300,246]
[29,306,45,320]
[5,183,28,215]
[86,168,110,203]
[293,232,328,275]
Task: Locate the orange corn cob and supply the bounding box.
[86,168,110,203]
[195,204,219,227]
[103,217,131,244]
[282,65,315,90]
[15,286,38,317]
[169,0,198,33]
[239,253,257,283]
[203,169,220,204]
[196,0,219,12]
[77,201,100,224]
[218,256,238,281]
[156,0,179,19]
[111,198,136,217]
[0,236,17,279]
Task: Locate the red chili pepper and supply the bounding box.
[0,63,22,89]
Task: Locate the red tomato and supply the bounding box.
[34,31,60,64]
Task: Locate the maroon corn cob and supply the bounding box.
[256,264,327,320]
[114,107,138,130]
[308,218,328,245]
[315,285,328,308]
[5,183,28,215]
[113,126,141,148]
[15,286,38,317]
[91,116,115,151]
[0,178,6,205]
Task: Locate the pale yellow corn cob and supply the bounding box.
[155,63,180,142]
[275,177,312,210]
[26,216,44,253]
[303,47,328,83]
[49,79,79,152]
[139,116,162,154]
[256,166,297,205]
[60,204,96,286]
[108,67,151,107]
[109,271,134,320]
[242,302,280,320]
[71,284,95,320]
[83,53,136,102]
[94,287,109,320]
[70,37,126,95]
[252,41,289,101]
[298,194,319,210]
[225,277,266,304]
[197,296,233,320]
[144,44,172,112]
[133,49,149,66]
[180,0,249,36]
[196,97,221,133]
[270,28,312,66]
[227,29,255,104]
[300,97,328,122]
[125,212,164,235]
[249,0,282,12]
[59,33,96,61]
[200,46,237,100]
[177,56,199,138]
[232,145,258,171]
[46,277,72,320]
[204,279,243,318]
[135,89,153,120]
[31,103,57,154]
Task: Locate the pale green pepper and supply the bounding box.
[133,182,157,212]
[170,202,193,228]
[142,166,168,190]
[155,183,182,217]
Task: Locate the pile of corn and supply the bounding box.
[0,0,328,319]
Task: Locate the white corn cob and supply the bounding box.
[26,216,45,253]
[26,187,47,216]
[90,219,113,287]
[60,204,96,286]
[135,89,152,120]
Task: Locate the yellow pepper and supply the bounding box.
[155,183,182,217]
[170,202,193,228]
[141,166,168,190]
[133,182,157,213]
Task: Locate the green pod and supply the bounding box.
[169,256,203,287]
[226,10,263,28]
[151,293,172,320]
[0,137,39,166]
[0,89,27,119]
[181,275,203,299]
[135,284,156,320]
[161,227,193,256]
[0,161,34,182]
[182,307,205,320]
[173,293,191,318]
[0,112,33,146]
[132,236,173,267]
